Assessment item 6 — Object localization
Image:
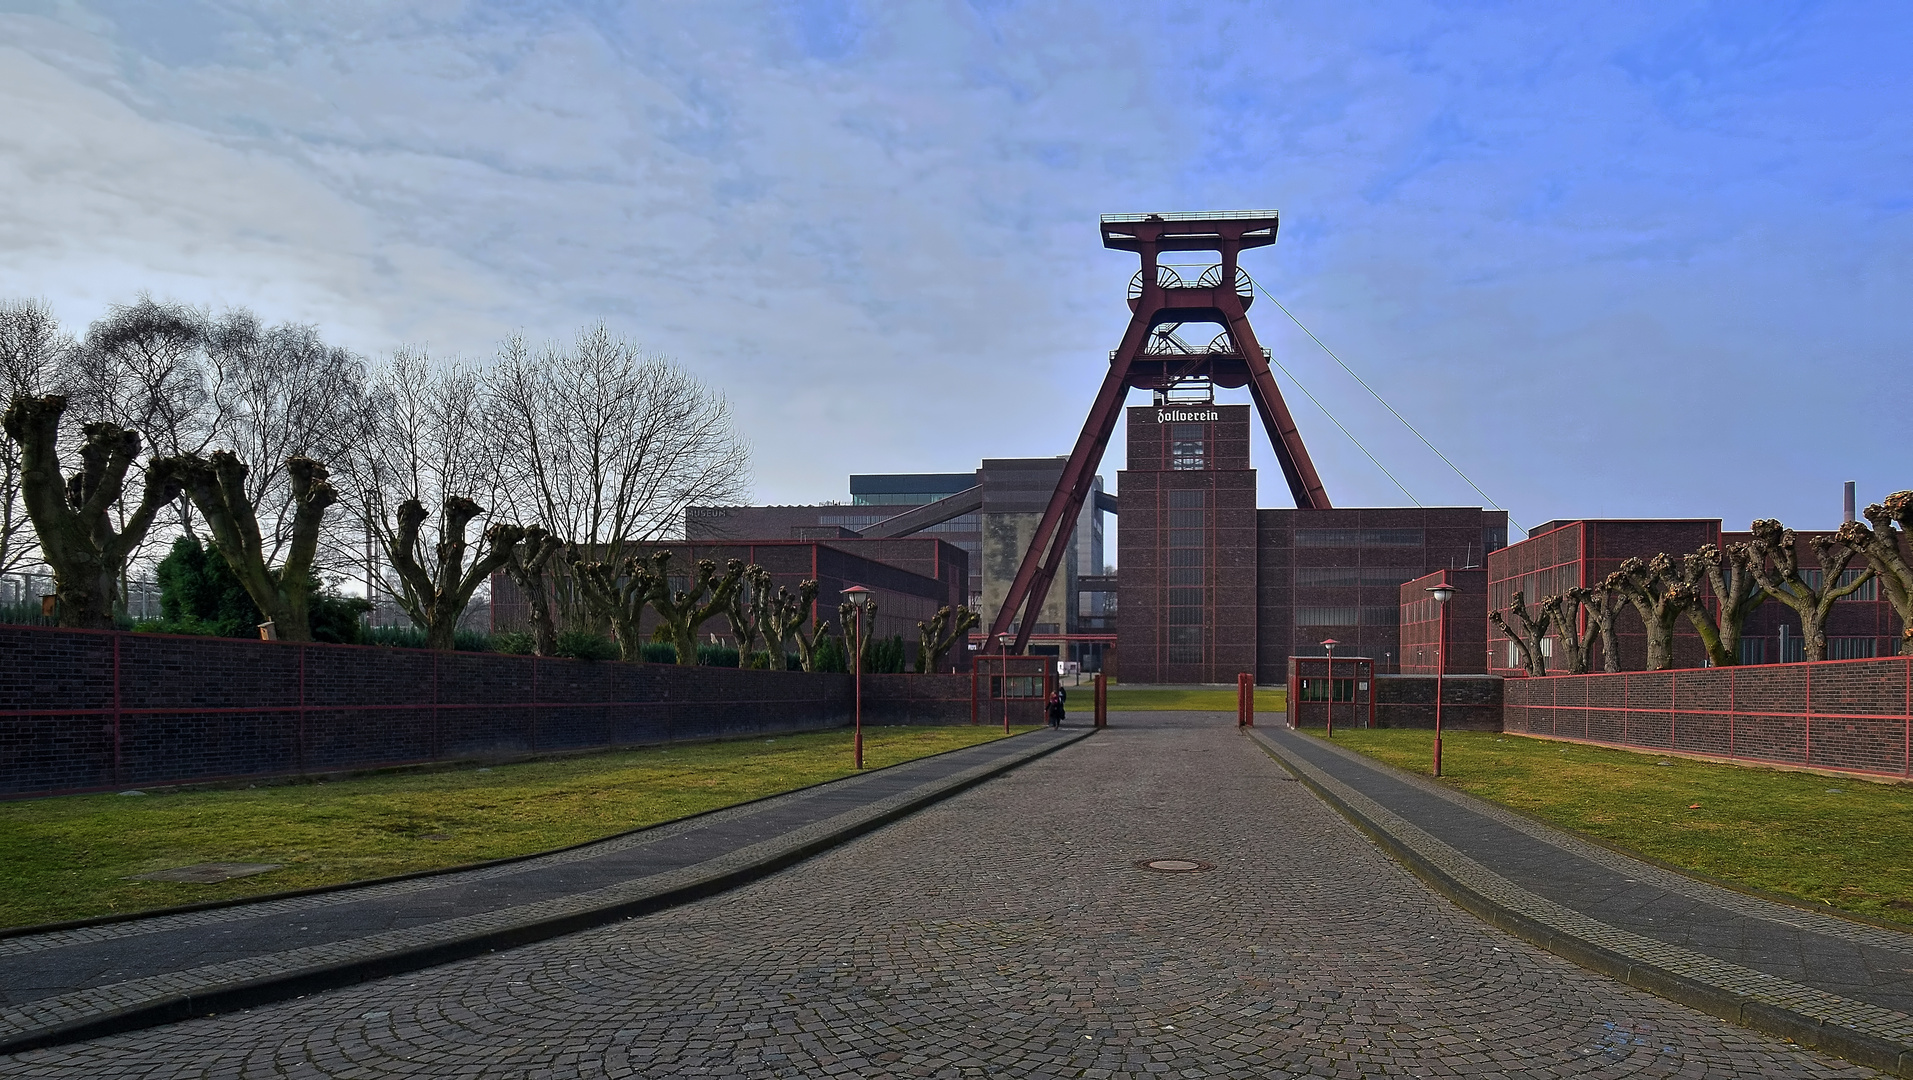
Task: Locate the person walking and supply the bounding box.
[1047,688,1065,729]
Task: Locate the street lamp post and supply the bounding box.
[996,631,1015,733]
[1426,582,1456,777]
[843,585,873,770]
[1320,638,1339,737]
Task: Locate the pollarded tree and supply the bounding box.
[566,546,663,661]
[1676,543,1767,667]
[725,564,772,666]
[2,395,185,628]
[917,605,981,674]
[1607,554,1698,671]
[1489,590,1549,676]
[1540,594,1591,675]
[1837,493,1913,655]
[648,553,747,666]
[502,526,564,656]
[345,349,508,647]
[791,603,835,673]
[1750,519,1873,662]
[386,498,523,651]
[174,451,336,642]
[761,579,821,669]
[1563,585,1624,673]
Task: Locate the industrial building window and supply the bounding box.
[1739,637,1767,665]
[1297,678,1356,702]
[1295,606,1359,626]
[1166,492,1206,663]
[1828,637,1880,660]
[1294,528,1423,547]
[1293,567,1419,588]
[1800,568,1879,601]
[1169,423,1207,470]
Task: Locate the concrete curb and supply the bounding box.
[0,728,1095,1057]
[1247,726,1913,1079]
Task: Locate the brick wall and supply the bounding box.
[0,626,1024,800]
[1503,657,1913,779]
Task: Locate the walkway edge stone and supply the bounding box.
[1247,726,1913,1079]
[0,728,1095,1057]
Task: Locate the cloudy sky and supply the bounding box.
[3,1,1908,541]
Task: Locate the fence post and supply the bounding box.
[1094,671,1107,728]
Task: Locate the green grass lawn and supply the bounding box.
[1316,728,1913,927]
[0,724,1034,930]
[1067,685,1287,713]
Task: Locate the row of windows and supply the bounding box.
[1169,423,1207,471]
[1293,567,1420,588]
[1294,606,1402,627]
[1294,528,1423,548]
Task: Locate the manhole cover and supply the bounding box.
[1135,858,1213,873]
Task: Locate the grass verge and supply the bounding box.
[1315,728,1913,927]
[1068,686,1287,713]
[0,724,1034,930]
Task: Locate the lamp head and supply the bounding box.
[1320,637,1338,656]
[841,584,873,609]
[1427,583,1456,605]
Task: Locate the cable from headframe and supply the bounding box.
[1261,351,1421,507]
[1254,280,1523,535]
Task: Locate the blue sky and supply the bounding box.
[2,1,1908,540]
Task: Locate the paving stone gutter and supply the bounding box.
[0,726,1094,1056]
[1250,723,1913,1078]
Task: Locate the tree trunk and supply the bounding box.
[1752,521,1873,664]
[178,451,335,641]
[1838,494,1913,655]
[1489,590,1548,676]
[1608,555,1697,672]
[385,496,522,651]
[503,527,562,656]
[3,396,183,629]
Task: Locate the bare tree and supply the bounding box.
[202,312,364,568]
[565,546,663,661]
[917,605,980,673]
[762,579,821,669]
[1564,585,1624,672]
[1749,519,1873,662]
[1541,594,1592,674]
[1676,543,1767,667]
[726,565,772,666]
[792,607,836,673]
[344,349,506,644]
[174,451,336,641]
[502,526,563,655]
[2,396,184,628]
[0,300,73,577]
[648,554,747,665]
[1607,555,1697,671]
[1489,590,1549,676]
[385,498,521,650]
[1838,493,1913,655]
[69,296,212,457]
[486,324,749,598]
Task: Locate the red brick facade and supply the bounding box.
[1503,657,1913,779]
[0,625,1036,801]
[1399,568,1488,675]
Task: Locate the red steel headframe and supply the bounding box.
[985,211,1331,655]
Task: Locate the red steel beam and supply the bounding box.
[985,212,1331,655]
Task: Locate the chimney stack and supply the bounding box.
[1844,481,1857,524]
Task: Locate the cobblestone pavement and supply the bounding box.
[0,713,1880,1078]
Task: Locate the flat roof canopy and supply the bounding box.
[1101,210,1280,252]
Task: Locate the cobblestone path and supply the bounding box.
[0,713,1880,1078]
